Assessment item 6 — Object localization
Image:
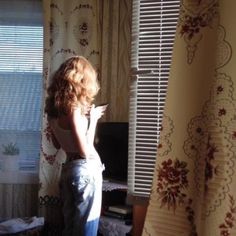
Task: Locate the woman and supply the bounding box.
[44,56,107,236]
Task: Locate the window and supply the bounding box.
[128,0,180,197]
[0,0,43,182]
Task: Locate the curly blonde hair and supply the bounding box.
[45,56,100,118]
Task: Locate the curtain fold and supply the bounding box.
[143,0,236,235]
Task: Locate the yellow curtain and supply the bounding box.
[39,0,100,231]
[143,0,236,235]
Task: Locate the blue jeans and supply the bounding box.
[60,158,103,236]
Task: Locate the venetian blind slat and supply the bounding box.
[128,0,180,197]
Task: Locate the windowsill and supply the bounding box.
[0,170,38,184]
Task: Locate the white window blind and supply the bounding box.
[0,0,43,177]
[128,0,180,197]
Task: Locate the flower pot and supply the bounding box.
[2,154,19,171]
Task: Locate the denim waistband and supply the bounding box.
[63,157,104,170]
[66,156,85,163]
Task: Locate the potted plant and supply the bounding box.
[2,142,20,171]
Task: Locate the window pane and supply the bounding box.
[0,1,43,181]
[0,26,43,72]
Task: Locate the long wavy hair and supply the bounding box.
[45,56,100,118]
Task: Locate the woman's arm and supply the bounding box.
[86,104,107,145]
[69,105,106,158]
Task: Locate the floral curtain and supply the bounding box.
[39,0,100,232]
[143,0,236,235]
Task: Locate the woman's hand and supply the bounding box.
[89,104,108,121]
